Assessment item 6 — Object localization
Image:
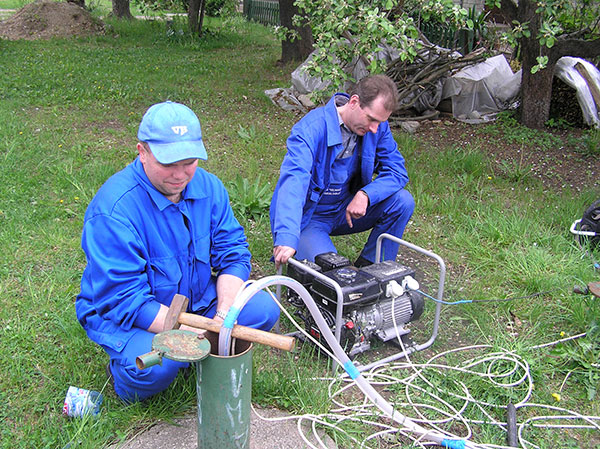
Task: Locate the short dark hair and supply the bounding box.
[349,74,398,112]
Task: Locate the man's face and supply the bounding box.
[137,143,198,203]
[344,94,392,136]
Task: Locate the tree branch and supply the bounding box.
[386,48,485,111]
[555,37,600,61]
[342,31,370,69]
[560,28,596,41]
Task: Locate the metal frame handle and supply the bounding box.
[280,233,447,373]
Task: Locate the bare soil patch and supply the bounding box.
[410,117,599,193]
[0,0,104,40]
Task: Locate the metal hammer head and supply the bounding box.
[164,294,189,331]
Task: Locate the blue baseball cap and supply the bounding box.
[137,101,207,164]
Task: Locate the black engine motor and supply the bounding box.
[287,252,425,358]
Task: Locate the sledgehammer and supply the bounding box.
[162,294,295,352]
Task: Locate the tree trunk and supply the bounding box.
[198,0,206,36]
[188,0,206,36]
[517,0,553,129]
[278,0,313,63]
[519,57,556,129]
[500,0,600,129]
[112,0,133,19]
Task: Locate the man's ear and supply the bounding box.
[348,94,361,109]
[136,142,146,160]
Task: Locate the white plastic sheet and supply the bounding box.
[291,44,401,95]
[443,54,600,127]
[554,57,600,128]
[291,50,332,95]
[442,54,521,123]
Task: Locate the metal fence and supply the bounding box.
[420,21,475,54]
[243,0,280,26]
[241,2,473,53]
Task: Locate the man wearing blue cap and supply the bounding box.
[76,101,280,403]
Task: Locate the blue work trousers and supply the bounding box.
[296,189,415,263]
[104,290,279,403]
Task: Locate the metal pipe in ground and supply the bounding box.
[506,403,518,447]
[197,333,253,449]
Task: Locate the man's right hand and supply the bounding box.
[273,245,296,269]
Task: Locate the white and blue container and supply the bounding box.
[62,386,103,418]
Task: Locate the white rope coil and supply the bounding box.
[253,284,600,449]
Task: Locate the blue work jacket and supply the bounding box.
[270,93,409,250]
[76,158,251,352]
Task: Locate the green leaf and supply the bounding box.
[227,175,271,220]
[587,385,596,401]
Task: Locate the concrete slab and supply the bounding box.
[108,406,337,449]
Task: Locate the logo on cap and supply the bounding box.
[171,125,189,136]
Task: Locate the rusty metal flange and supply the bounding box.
[152,329,211,363]
[589,281,600,298]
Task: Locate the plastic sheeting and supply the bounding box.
[291,50,333,95]
[273,42,600,128]
[555,57,600,128]
[267,45,402,114]
[291,44,401,95]
[405,78,445,113]
[443,54,600,127]
[442,54,521,123]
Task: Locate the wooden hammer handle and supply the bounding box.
[178,312,295,352]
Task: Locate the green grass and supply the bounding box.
[0,0,165,17]
[479,111,565,150]
[0,0,30,10]
[1,11,599,449]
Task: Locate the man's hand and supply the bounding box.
[345,190,369,228]
[273,245,296,269]
[179,323,208,336]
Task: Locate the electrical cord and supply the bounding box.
[416,289,558,305]
[258,282,480,448]
[248,283,600,449]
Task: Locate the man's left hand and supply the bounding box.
[345,191,369,228]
